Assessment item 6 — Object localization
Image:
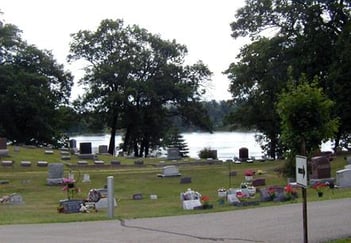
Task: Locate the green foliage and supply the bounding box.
[68,19,212,156]
[276,76,339,176]
[0,21,73,146]
[198,147,218,160]
[227,0,351,157]
[163,128,189,157]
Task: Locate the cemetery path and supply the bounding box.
[0,198,350,242]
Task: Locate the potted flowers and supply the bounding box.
[200,195,213,209]
[244,169,254,182]
[284,184,297,200]
[312,181,329,197]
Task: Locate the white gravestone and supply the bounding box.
[158,165,181,177]
[336,169,351,188]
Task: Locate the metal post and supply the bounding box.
[107,176,114,218]
[302,187,308,243]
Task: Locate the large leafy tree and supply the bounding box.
[0,21,73,145]
[276,76,339,175]
[68,19,212,156]
[226,0,351,155]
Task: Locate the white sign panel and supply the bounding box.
[296,155,307,187]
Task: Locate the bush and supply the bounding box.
[199,147,217,159]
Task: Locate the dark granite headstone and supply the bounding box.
[59,199,84,213]
[132,193,143,200]
[80,142,92,154]
[239,147,249,161]
[0,138,7,149]
[310,156,331,179]
[252,178,266,187]
[111,160,121,166]
[180,177,192,184]
[69,139,77,149]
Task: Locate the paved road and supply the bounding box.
[0,198,350,242]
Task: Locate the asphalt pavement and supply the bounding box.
[0,198,350,242]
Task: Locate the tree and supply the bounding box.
[227,0,351,155]
[276,76,339,175]
[0,21,73,145]
[68,19,212,156]
[224,37,289,158]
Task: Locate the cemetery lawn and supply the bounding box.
[0,146,350,225]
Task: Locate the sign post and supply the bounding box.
[296,155,308,243]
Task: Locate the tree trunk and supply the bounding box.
[108,113,118,155]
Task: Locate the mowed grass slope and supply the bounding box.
[0,145,350,225]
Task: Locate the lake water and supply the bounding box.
[70,131,333,160]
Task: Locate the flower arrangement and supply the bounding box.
[244,169,254,176]
[267,186,276,200]
[312,181,329,197]
[201,195,210,205]
[200,195,213,209]
[62,178,80,200]
[284,184,297,200]
[236,190,248,201]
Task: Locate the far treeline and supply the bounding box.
[1,1,351,161]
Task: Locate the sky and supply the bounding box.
[1,0,248,101]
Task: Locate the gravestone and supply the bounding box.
[47,163,64,185]
[95,197,117,209]
[78,142,95,159]
[180,177,192,184]
[252,178,266,187]
[158,165,181,177]
[20,161,32,167]
[9,194,23,205]
[133,193,143,200]
[134,160,144,166]
[0,137,9,156]
[167,148,181,160]
[98,145,108,154]
[0,137,7,149]
[310,156,331,179]
[1,160,13,167]
[69,139,77,149]
[80,142,92,154]
[229,171,237,176]
[239,147,249,161]
[180,189,201,210]
[59,199,84,213]
[111,160,121,166]
[82,174,91,183]
[37,161,48,167]
[336,169,351,187]
[346,156,351,165]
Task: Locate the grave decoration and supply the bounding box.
[311,181,329,197]
[62,177,80,200]
[0,193,23,204]
[198,195,213,209]
[180,188,202,210]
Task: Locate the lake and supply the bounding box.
[70,131,333,160]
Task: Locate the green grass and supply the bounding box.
[0,145,350,225]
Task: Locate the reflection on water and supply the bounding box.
[70,132,333,160]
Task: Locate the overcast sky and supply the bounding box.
[1,0,248,100]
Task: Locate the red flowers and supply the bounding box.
[244,169,254,176]
[312,182,329,192]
